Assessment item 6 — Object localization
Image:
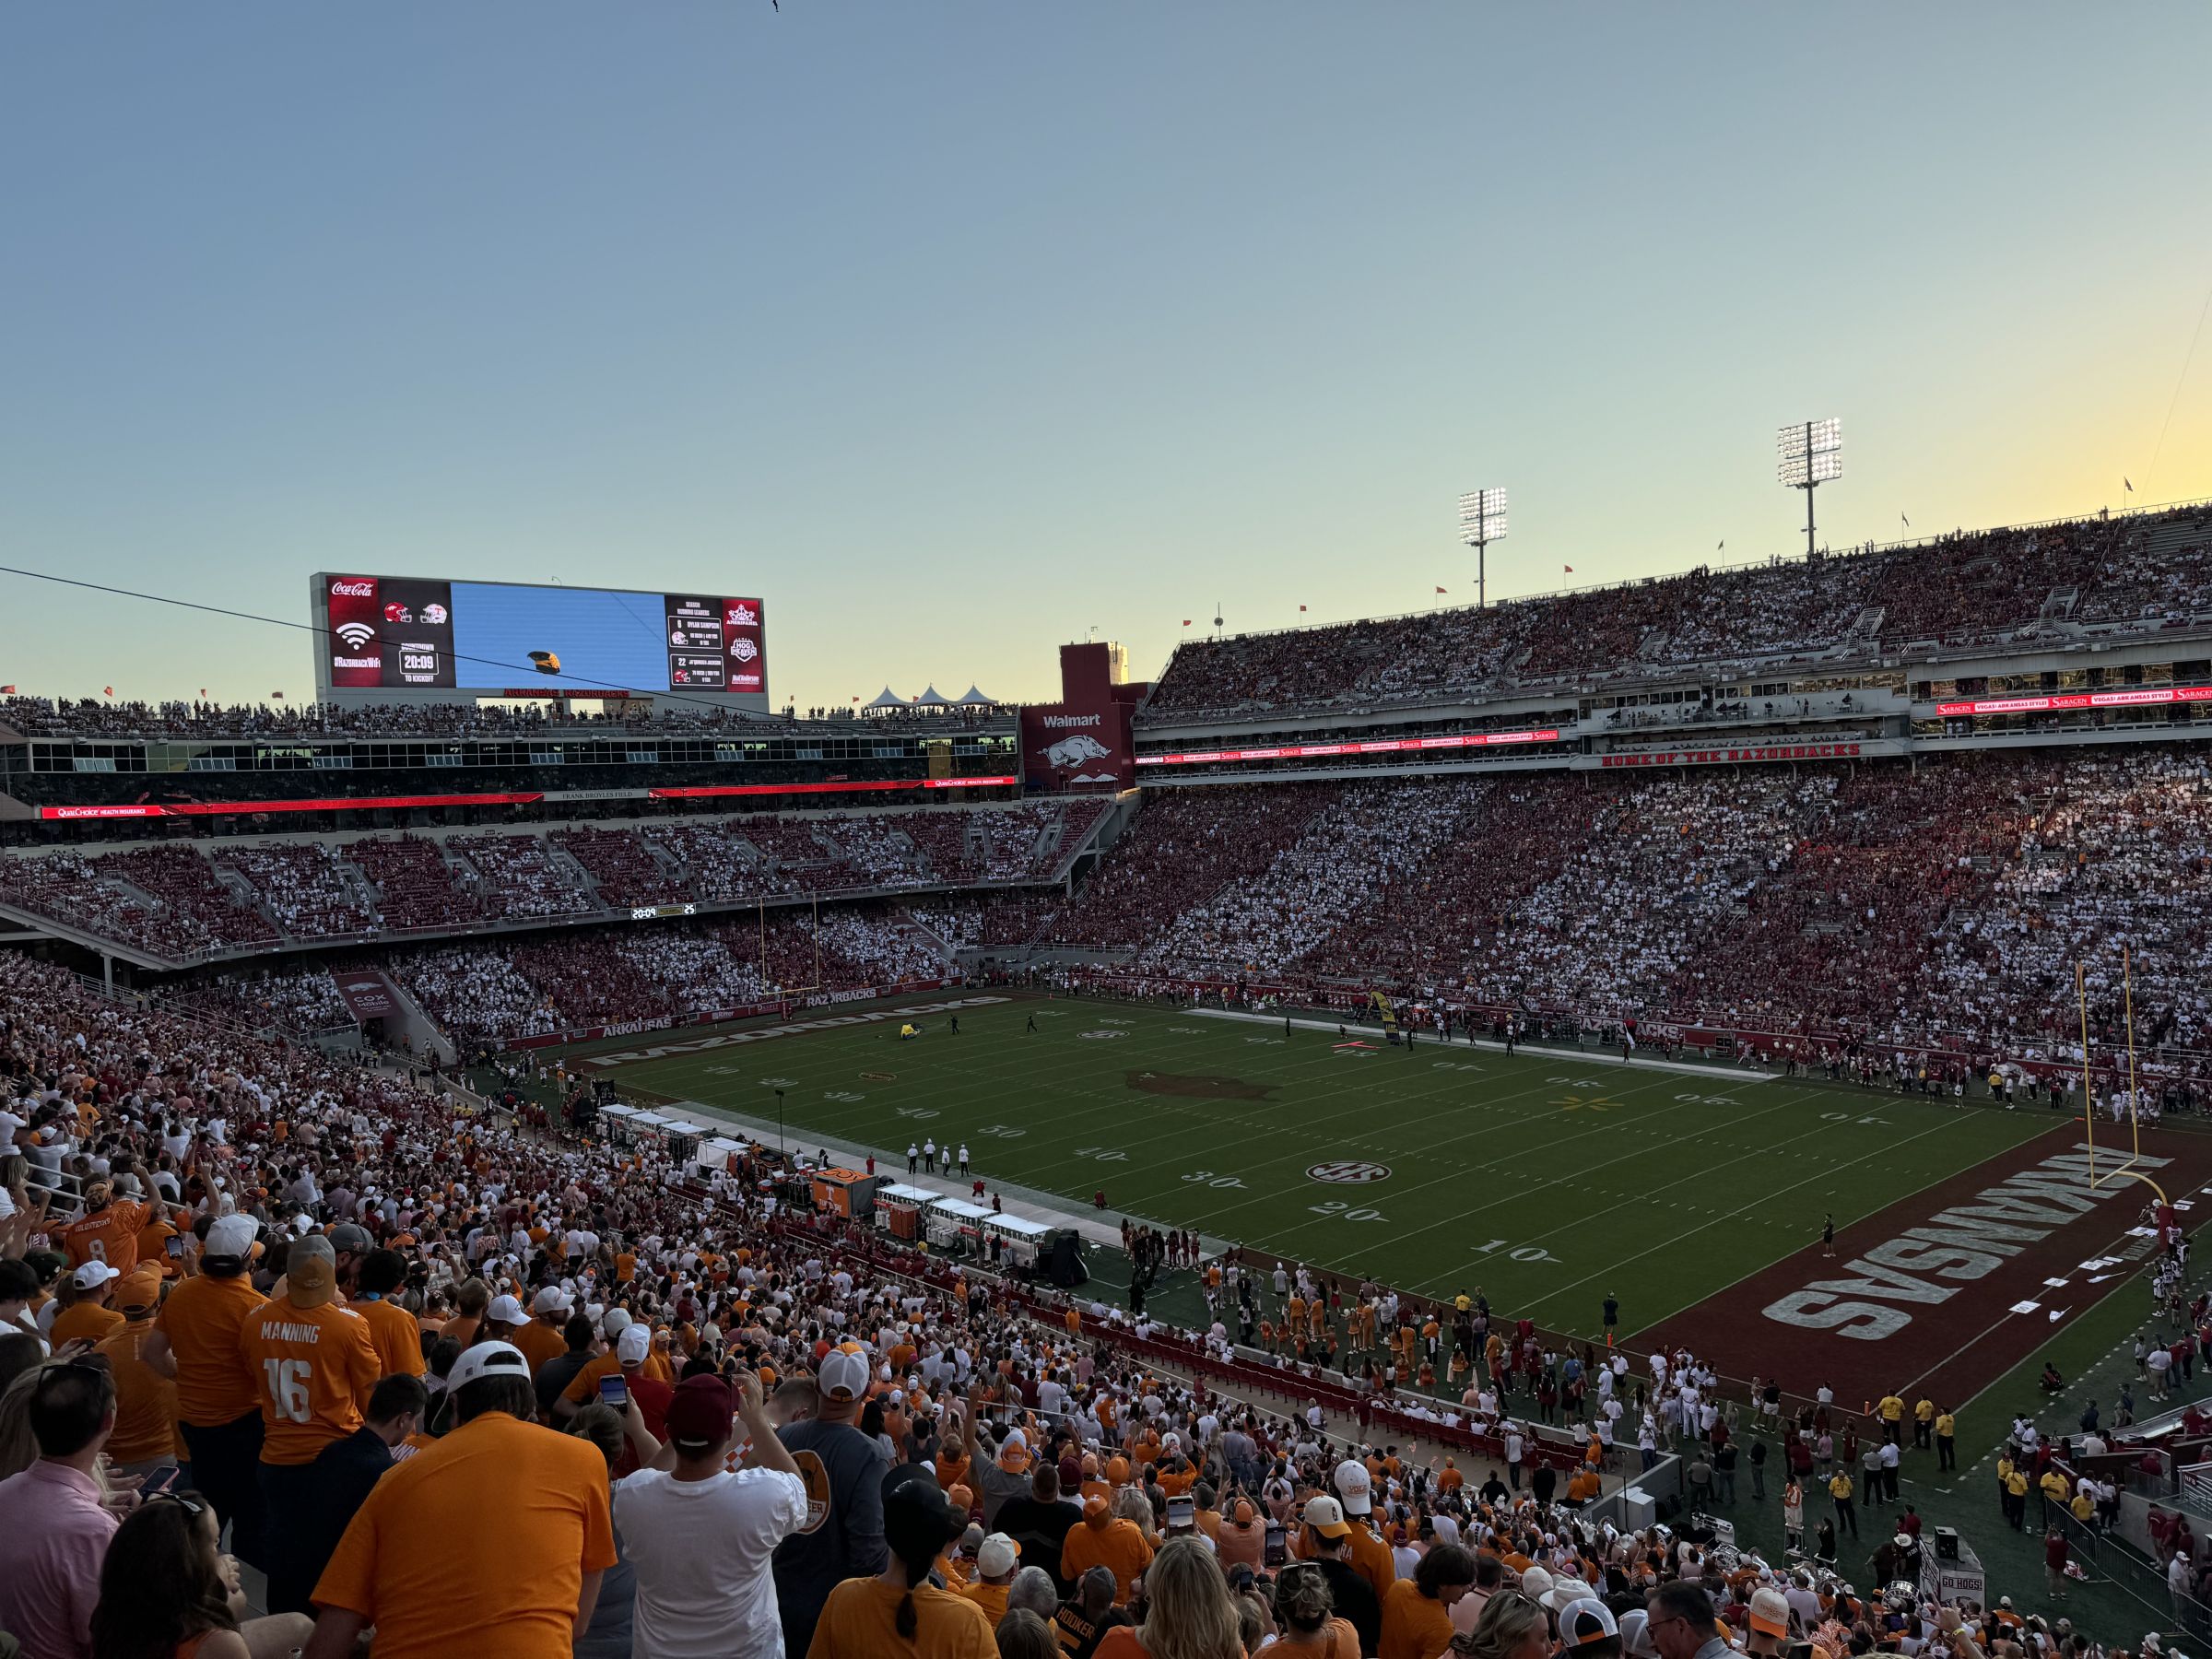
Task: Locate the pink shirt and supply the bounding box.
[0,1460,117,1659]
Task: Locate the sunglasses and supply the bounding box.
[149,1490,209,1519]
[40,1354,112,1382]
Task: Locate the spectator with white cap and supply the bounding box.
[48,1260,123,1348]
[612,1368,808,1659]
[1558,1597,1622,1659]
[1303,1494,1382,1654]
[557,1315,653,1422]
[772,1340,889,1654]
[956,1530,1021,1625]
[144,1210,269,1566]
[484,1289,532,1348]
[302,1340,617,1659]
[1332,1456,1397,1599]
[1742,1584,1793,1657]
[512,1283,571,1376]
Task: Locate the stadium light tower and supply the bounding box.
[1457,488,1508,608]
[1777,418,1841,559]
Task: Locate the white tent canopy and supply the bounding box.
[864,688,907,709]
[912,686,950,706]
[955,686,995,705]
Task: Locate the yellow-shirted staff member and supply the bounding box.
[1877,1392,1905,1444]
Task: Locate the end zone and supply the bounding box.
[1632,1126,2212,1406]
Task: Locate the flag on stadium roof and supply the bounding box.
[0,686,14,694]
[863,688,907,709]
[102,686,113,697]
[1182,619,1192,626]
[1565,564,1574,573]
[1434,586,1446,594]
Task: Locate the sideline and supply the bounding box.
[660,1099,1226,1257]
[1188,1006,1777,1083]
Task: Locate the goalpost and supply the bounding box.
[759,893,824,999]
[2083,949,2166,1204]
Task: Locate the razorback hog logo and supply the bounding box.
[1043,734,1111,770]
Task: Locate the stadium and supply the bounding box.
[6,9,2212,1659]
[6,489,2212,1652]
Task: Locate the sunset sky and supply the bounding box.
[3,3,2208,711]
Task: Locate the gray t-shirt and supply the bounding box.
[771,1419,888,1655]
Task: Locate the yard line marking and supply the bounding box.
[1515,1111,1975,1324]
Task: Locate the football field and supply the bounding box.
[558,992,2212,1407]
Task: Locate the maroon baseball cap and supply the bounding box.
[664,1376,735,1453]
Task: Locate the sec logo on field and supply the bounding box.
[1308,1161,1391,1184]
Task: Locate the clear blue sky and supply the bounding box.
[3,4,2208,712]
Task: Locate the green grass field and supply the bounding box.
[564,993,2061,1344]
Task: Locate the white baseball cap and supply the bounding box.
[818,1343,873,1401]
[73,1261,120,1290]
[487,1294,528,1325]
[616,1324,653,1364]
[447,1341,533,1393]
[1333,1458,1373,1515]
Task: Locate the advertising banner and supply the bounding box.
[1020,704,1134,792]
[1588,740,1892,770]
[332,970,399,1022]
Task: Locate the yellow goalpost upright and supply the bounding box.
[2083,950,2164,1204]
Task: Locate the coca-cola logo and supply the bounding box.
[329,580,375,597]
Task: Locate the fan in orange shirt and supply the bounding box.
[97,1265,185,1470]
[350,1251,428,1378]
[511,1287,572,1376]
[238,1233,382,1617]
[1060,1495,1153,1605]
[50,1261,127,1347]
[56,1182,150,1277]
[305,1341,617,1659]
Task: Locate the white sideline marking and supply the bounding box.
[1186,1007,1774,1082]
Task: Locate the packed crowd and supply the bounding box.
[1041,747,2212,1088]
[382,905,956,1050]
[0,695,1010,742]
[0,949,2183,1659]
[209,844,375,940]
[0,805,1107,960]
[159,967,359,1037]
[1141,507,2212,720]
[1136,782,1478,977]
